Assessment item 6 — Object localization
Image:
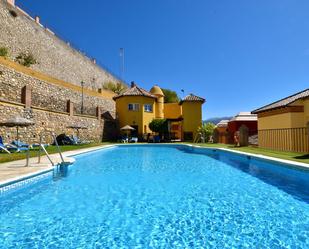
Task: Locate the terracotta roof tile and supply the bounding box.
[113,84,156,100]
[180,94,205,104]
[252,88,309,114]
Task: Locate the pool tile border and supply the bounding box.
[0,170,53,196]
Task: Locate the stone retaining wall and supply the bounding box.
[0,103,104,144]
[0,0,121,142]
[0,64,115,116]
[0,0,122,90]
[0,63,117,142]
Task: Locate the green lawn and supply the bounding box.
[0,143,112,164]
[190,143,309,164]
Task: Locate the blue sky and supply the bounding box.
[16,0,309,119]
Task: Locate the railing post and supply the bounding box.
[38,133,43,163]
[25,145,30,167]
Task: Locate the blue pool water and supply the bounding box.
[0,145,309,248]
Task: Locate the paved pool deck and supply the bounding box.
[0,144,116,186]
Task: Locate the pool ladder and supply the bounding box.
[36,131,65,167]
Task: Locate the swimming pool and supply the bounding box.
[0,145,308,248]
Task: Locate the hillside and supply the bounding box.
[203,117,232,125]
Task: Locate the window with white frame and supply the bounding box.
[128,103,139,111]
[144,104,153,112]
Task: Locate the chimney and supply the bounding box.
[131,81,136,88]
[7,0,15,6]
[35,16,40,24]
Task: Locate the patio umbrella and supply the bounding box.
[0,116,35,167]
[120,125,135,137]
[0,116,35,141]
[67,123,88,137]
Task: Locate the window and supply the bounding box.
[128,103,139,111]
[144,104,153,112]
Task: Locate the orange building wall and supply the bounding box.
[181,102,203,140]
[115,96,156,136]
[164,103,182,119]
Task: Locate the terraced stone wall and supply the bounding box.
[0,103,105,144]
[0,0,122,90]
[0,64,118,143]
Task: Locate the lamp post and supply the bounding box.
[81,81,85,114]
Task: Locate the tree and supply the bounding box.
[161,88,179,103]
[103,81,127,94]
[197,122,216,142]
[149,119,168,136]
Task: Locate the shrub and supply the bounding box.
[15,52,37,67]
[149,119,168,136]
[0,47,9,57]
[103,81,127,94]
[9,10,18,18]
[197,122,216,142]
[162,88,180,103]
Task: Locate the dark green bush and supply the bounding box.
[16,52,37,67]
[149,119,168,135]
[9,10,18,18]
[0,47,9,57]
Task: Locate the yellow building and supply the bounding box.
[113,82,205,141]
[252,88,309,152]
[179,94,205,140]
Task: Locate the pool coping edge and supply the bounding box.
[189,144,309,170]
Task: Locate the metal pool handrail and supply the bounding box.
[37,131,65,166]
